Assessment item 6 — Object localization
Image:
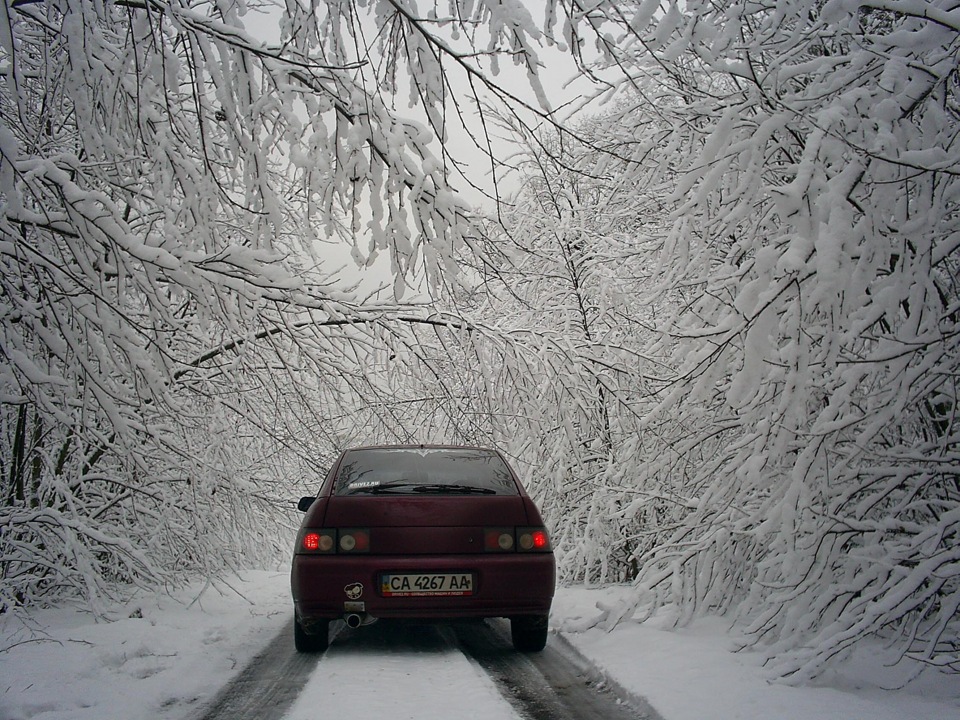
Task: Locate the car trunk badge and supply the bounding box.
[344,582,363,599]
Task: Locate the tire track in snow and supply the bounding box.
[192,621,320,720]
[192,617,663,720]
[453,619,663,720]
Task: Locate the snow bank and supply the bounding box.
[552,586,960,720]
[0,572,290,720]
[2,578,958,720]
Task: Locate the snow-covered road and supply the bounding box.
[2,572,957,720]
[192,621,318,720]
[284,621,520,720]
[198,617,656,720]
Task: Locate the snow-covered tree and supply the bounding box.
[541,0,960,681]
[464,115,672,584]
[2,0,957,685]
[0,0,555,609]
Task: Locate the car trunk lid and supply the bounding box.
[324,496,530,555]
[325,495,528,526]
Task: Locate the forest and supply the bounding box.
[1,0,957,683]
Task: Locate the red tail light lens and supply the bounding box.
[298,529,335,554]
[484,527,552,552]
[297,529,370,553]
[517,527,551,552]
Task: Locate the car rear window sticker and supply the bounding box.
[348,480,381,490]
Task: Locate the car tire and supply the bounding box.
[511,615,548,652]
[294,615,329,653]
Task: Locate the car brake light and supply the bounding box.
[485,527,551,552]
[299,529,335,554]
[517,527,551,552]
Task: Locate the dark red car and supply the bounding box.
[291,445,555,653]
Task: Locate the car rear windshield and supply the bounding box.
[334,448,520,496]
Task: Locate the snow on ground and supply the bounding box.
[1,572,958,720]
[0,572,291,720]
[284,625,517,720]
[553,586,960,720]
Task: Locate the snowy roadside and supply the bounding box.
[0,572,291,720]
[553,586,960,720]
[1,573,958,720]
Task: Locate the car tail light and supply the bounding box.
[297,528,370,554]
[484,528,515,552]
[517,527,551,552]
[484,527,551,552]
[338,529,370,553]
[298,529,335,554]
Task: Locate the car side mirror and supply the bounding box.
[297,496,317,512]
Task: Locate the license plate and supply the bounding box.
[380,572,473,597]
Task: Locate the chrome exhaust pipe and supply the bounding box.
[344,612,364,628]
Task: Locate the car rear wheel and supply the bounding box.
[294,615,329,653]
[511,615,548,652]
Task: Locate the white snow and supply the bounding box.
[0,574,291,720]
[285,632,517,720]
[552,587,960,720]
[1,572,958,720]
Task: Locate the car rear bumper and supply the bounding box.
[292,552,555,622]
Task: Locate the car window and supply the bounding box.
[334,448,519,496]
